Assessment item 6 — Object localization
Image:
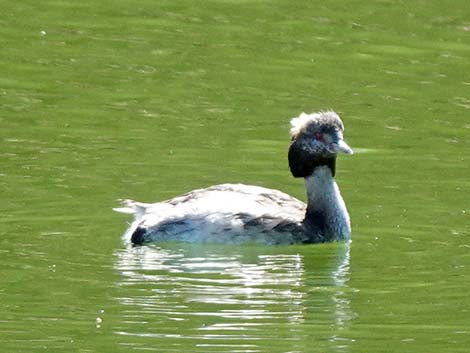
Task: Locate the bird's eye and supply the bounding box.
[314,132,324,141]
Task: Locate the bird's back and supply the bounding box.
[115,183,308,244]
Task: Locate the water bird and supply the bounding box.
[115,111,353,245]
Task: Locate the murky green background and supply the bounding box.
[1,0,470,352]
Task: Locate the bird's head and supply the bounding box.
[288,111,353,178]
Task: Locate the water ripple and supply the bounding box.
[113,244,352,352]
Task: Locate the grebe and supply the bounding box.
[115,111,353,245]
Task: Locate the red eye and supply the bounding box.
[314,132,324,141]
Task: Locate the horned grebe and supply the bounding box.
[115,111,353,245]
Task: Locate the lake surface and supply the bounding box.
[1,0,470,352]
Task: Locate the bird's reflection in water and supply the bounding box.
[114,243,354,352]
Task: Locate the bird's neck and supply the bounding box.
[303,166,350,241]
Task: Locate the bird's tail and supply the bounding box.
[113,199,147,219]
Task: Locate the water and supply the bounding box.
[1,0,470,352]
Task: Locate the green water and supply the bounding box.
[2,0,470,352]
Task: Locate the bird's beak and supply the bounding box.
[330,140,353,155]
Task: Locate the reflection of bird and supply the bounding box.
[115,111,353,245]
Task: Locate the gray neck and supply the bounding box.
[303,166,351,241]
